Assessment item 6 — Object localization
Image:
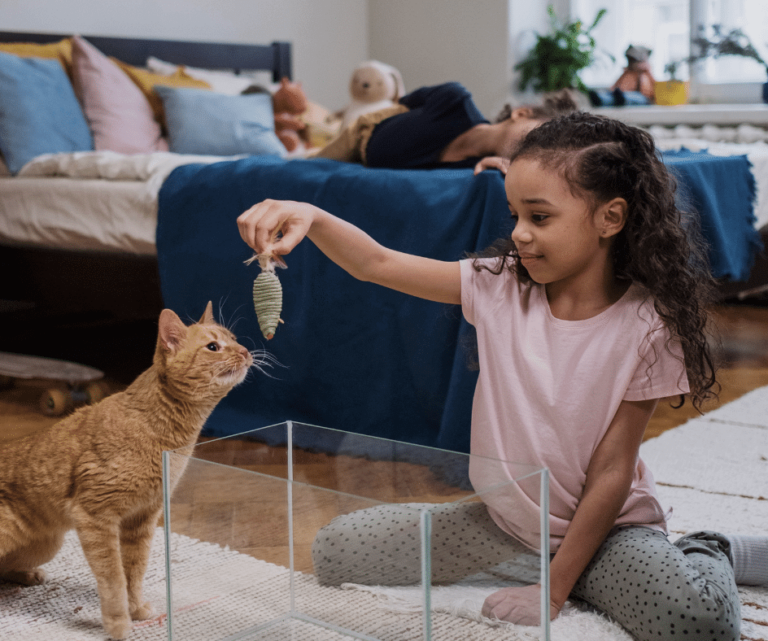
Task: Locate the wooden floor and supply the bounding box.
[645,304,768,438]
[1,303,767,571]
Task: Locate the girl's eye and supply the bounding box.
[206,342,219,352]
[532,214,548,223]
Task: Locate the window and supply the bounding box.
[696,0,768,83]
[571,0,768,98]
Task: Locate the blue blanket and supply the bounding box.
[158,157,509,452]
[663,149,760,281]
[156,152,760,450]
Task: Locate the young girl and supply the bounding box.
[237,112,767,641]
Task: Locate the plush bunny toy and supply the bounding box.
[335,60,405,130]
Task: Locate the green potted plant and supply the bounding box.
[661,25,768,105]
[515,4,612,94]
[692,25,768,104]
[690,25,766,70]
[656,59,690,105]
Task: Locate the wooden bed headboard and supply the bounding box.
[0,31,291,81]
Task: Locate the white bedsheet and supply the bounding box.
[1,143,765,258]
[0,151,233,255]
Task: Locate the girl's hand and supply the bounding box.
[473,156,510,175]
[237,199,320,259]
[481,583,560,626]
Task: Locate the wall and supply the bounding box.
[0,0,368,111]
[367,0,511,118]
[366,1,565,118]
[0,0,560,117]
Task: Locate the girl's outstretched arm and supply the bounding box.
[482,397,658,624]
[237,199,461,304]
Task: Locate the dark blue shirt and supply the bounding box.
[365,82,489,169]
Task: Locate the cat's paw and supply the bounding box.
[130,600,154,620]
[0,568,47,585]
[102,614,132,640]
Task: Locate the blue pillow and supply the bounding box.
[0,52,93,174]
[154,86,286,157]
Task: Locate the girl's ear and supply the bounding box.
[599,197,628,238]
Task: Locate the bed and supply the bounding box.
[0,30,291,321]
[1,30,766,451]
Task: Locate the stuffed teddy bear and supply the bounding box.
[611,45,656,102]
[335,60,405,130]
[271,77,309,152]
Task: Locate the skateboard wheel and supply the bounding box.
[40,388,70,416]
[85,382,108,405]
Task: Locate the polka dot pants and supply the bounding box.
[311,503,740,641]
[572,527,740,640]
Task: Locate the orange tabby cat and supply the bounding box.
[0,302,253,639]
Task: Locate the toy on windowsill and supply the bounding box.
[246,254,284,340]
[612,45,655,102]
[588,45,654,107]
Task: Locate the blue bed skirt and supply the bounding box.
[156,152,761,450]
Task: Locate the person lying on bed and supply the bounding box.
[310,82,578,172]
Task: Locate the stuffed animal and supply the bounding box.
[271,77,309,152]
[335,60,405,130]
[611,45,656,102]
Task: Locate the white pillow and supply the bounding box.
[146,56,271,95]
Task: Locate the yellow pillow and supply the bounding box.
[113,59,211,125]
[0,38,73,76]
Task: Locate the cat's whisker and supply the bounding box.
[240,335,267,353]
[215,298,244,334]
[211,359,246,381]
[250,350,285,369]
[246,349,285,380]
[216,297,229,327]
[250,348,281,363]
[226,307,246,334]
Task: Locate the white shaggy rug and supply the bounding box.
[1,387,767,640]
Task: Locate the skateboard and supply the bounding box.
[0,352,109,416]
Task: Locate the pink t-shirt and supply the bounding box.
[460,258,689,552]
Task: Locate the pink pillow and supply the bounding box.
[70,35,168,154]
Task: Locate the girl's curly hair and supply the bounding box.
[475,111,719,411]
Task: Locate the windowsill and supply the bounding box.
[592,104,768,126]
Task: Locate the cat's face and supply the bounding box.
[155,303,253,402]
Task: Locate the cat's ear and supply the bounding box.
[158,309,188,353]
[198,301,215,325]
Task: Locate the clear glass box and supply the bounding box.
[162,421,550,640]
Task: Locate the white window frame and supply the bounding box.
[568,0,766,104]
[687,0,766,103]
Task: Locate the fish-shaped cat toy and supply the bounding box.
[246,254,284,340]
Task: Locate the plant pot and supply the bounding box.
[655,80,689,106]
